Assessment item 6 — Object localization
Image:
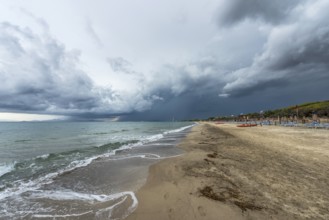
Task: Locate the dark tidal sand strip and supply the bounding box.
[126,123,329,220]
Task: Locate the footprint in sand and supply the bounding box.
[167,208,174,219]
[198,206,206,217]
[164,192,169,200]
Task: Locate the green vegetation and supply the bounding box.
[259,100,329,118]
[198,100,329,121]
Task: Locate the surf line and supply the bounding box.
[105,153,184,161]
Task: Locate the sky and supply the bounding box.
[0,0,328,121]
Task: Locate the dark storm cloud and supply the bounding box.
[124,91,221,121]
[121,59,229,120]
[152,56,228,95]
[125,74,329,121]
[266,32,329,72]
[0,22,96,112]
[1,0,329,121]
[0,21,155,117]
[217,0,303,26]
[220,0,329,97]
[126,0,329,120]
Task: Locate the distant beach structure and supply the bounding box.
[201,100,329,129]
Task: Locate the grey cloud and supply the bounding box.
[107,57,134,74]
[0,21,155,117]
[147,57,227,97]
[85,19,103,48]
[221,0,329,97]
[217,0,303,26]
[125,58,228,118]
[57,0,329,120]
[124,89,222,121]
[0,22,97,113]
[18,8,50,31]
[2,0,328,121]
[266,32,329,71]
[124,75,329,121]
[100,56,227,120]
[125,0,329,120]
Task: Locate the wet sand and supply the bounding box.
[126,123,329,220]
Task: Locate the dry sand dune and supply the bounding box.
[126,123,329,220]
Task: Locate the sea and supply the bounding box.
[0,121,194,219]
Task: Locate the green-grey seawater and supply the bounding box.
[0,121,193,219]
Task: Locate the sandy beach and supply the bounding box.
[126,123,329,220]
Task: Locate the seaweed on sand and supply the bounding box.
[199,186,225,202]
[199,186,263,212]
[207,152,218,158]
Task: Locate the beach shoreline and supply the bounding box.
[0,122,194,219]
[126,123,329,220]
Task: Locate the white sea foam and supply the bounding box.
[0,123,193,209]
[105,153,161,161]
[151,143,174,145]
[29,190,132,202]
[109,123,194,155]
[144,133,164,142]
[1,190,138,219]
[30,190,138,219]
[164,124,195,134]
[0,153,109,201]
[0,162,15,177]
[43,123,192,181]
[105,153,184,161]
[35,154,50,160]
[95,195,127,219]
[33,211,93,218]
